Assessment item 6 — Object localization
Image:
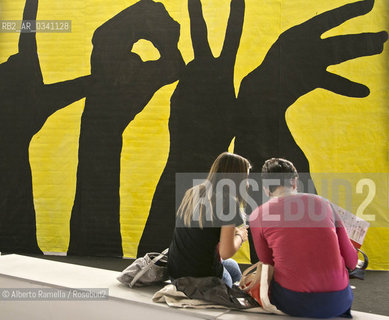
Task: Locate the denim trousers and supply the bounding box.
[221,258,242,288]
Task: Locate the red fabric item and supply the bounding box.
[249,193,358,293]
[248,282,262,306]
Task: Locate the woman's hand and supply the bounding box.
[235,226,248,244]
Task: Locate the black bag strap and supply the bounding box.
[349,248,369,280]
[355,248,368,270]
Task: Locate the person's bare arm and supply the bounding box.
[219,225,248,259]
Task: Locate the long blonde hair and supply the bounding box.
[178,152,251,228]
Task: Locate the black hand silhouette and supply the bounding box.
[137,0,245,256]
[236,0,387,264]
[68,0,184,256]
[235,0,388,177]
[0,0,91,254]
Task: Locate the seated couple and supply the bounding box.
[167,152,358,318]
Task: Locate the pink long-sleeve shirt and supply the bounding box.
[250,193,358,293]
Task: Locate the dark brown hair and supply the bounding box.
[261,158,298,193]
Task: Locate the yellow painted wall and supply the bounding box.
[0,0,388,268]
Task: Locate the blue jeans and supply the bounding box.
[222,259,242,288]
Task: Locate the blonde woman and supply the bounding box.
[167,152,250,287]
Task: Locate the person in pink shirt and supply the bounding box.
[249,158,358,318]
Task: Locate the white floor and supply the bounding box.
[0,254,387,320]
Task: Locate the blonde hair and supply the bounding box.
[178,152,251,228]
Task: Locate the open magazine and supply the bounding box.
[331,203,370,249]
